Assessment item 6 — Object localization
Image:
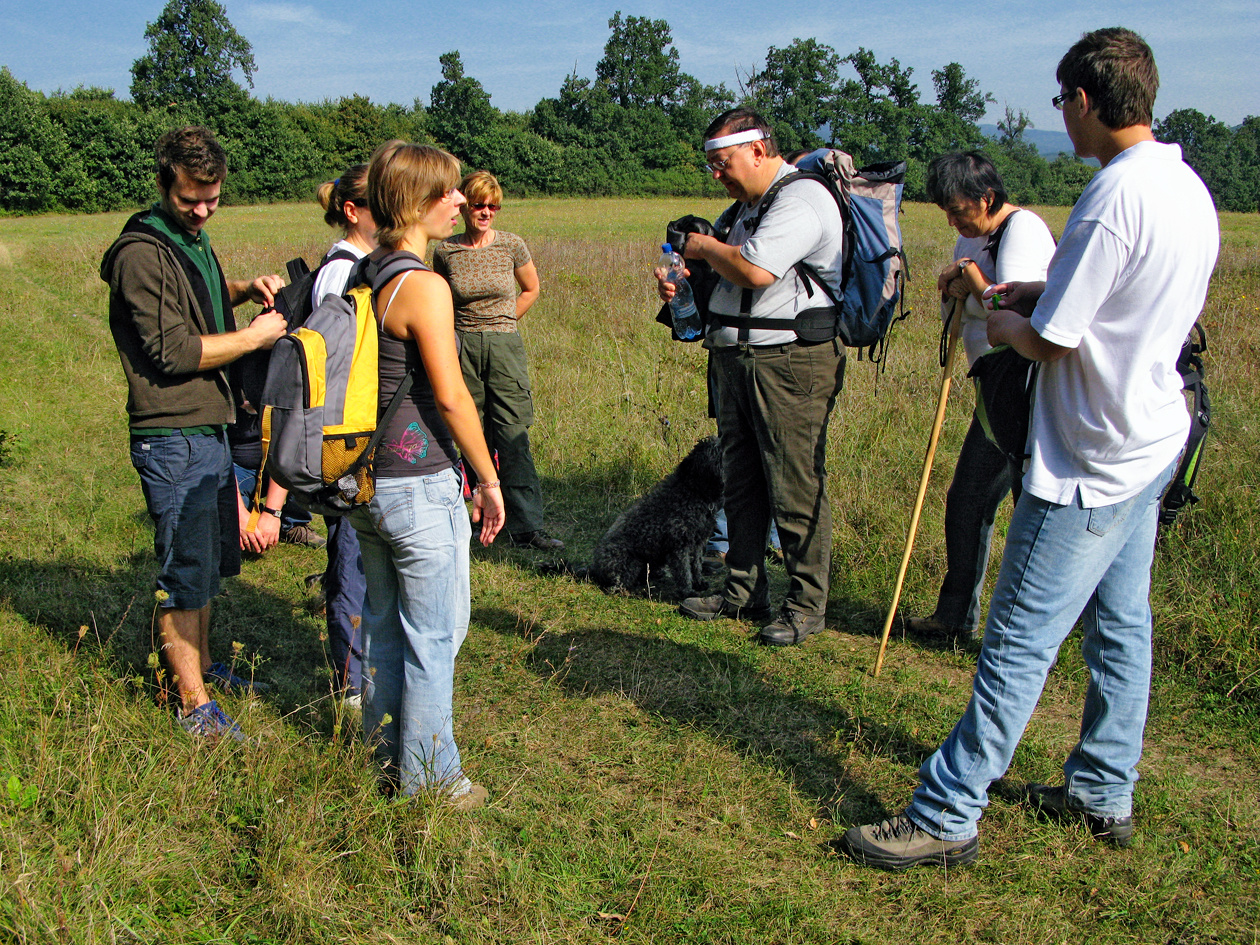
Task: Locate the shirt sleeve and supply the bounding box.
[1031,218,1127,348]
[507,232,532,268]
[994,212,1057,285]
[431,243,450,279]
[739,182,828,278]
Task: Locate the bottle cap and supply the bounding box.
[662,243,671,253]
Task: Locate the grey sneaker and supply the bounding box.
[678,594,772,623]
[1028,783,1134,847]
[178,700,246,742]
[758,609,826,646]
[509,530,565,552]
[841,814,979,871]
[280,523,327,548]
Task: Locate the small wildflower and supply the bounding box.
[77,626,88,640]
[380,713,393,726]
[154,590,169,603]
[231,640,244,655]
[146,652,160,669]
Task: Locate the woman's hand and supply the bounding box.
[470,483,506,546]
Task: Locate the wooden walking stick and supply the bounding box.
[873,296,965,677]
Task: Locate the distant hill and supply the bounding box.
[979,124,1098,164]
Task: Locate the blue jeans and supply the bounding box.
[130,431,239,609]
[907,460,1176,841]
[324,514,366,694]
[932,411,1020,631]
[349,467,471,794]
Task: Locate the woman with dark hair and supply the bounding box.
[432,171,560,551]
[307,165,378,706]
[350,141,505,806]
[907,151,1055,640]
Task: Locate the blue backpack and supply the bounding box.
[723,149,909,364]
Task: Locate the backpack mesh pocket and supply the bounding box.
[322,435,375,507]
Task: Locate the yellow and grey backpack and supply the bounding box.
[253,252,428,519]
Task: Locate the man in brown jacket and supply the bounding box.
[102,126,286,739]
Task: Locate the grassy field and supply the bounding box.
[0,195,1257,944]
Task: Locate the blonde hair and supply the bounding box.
[367,141,462,249]
[316,163,369,231]
[460,170,503,208]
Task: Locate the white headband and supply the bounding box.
[703,129,766,152]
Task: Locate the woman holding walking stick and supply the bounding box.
[905,152,1055,640]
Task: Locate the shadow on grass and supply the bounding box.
[0,551,343,729]
[475,603,940,825]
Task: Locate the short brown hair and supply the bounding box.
[703,107,780,158]
[155,126,227,191]
[367,141,462,250]
[1056,27,1159,129]
[460,170,503,208]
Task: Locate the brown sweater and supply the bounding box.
[101,214,238,431]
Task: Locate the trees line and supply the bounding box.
[0,2,1254,215]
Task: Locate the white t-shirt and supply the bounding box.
[310,239,367,309]
[708,161,845,348]
[1026,140,1219,507]
[952,209,1056,367]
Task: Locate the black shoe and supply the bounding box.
[758,609,826,646]
[678,594,772,623]
[509,530,565,552]
[1027,783,1134,847]
[840,814,979,871]
[904,616,966,639]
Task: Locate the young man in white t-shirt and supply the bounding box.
[842,27,1219,870]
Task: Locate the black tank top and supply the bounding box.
[372,269,458,479]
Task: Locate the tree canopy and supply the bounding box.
[130,0,255,113]
[8,14,1257,213]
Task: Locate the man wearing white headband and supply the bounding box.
[659,107,846,646]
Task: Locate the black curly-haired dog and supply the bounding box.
[586,436,724,596]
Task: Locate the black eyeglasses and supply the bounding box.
[470,202,501,212]
[1052,91,1075,110]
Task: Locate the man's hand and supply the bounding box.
[655,265,687,303]
[984,281,1045,318]
[228,274,285,308]
[247,275,284,307]
[246,309,288,350]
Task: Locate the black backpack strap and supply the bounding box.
[1160,323,1210,527]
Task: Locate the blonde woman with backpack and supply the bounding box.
[350,142,504,807]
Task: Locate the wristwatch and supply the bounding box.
[261,505,283,519]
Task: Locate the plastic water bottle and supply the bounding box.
[659,243,703,341]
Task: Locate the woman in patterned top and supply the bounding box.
[433,171,562,552]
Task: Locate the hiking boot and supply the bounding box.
[280,523,326,548]
[447,777,490,811]
[206,661,269,693]
[758,609,826,646]
[904,616,966,639]
[841,814,979,871]
[509,530,565,552]
[1027,783,1134,847]
[678,594,772,623]
[178,700,246,742]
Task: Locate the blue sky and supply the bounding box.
[1,0,1256,133]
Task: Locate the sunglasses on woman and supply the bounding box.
[470,202,501,212]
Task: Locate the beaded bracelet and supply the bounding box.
[473,479,501,495]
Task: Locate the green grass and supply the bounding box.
[0,198,1257,944]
